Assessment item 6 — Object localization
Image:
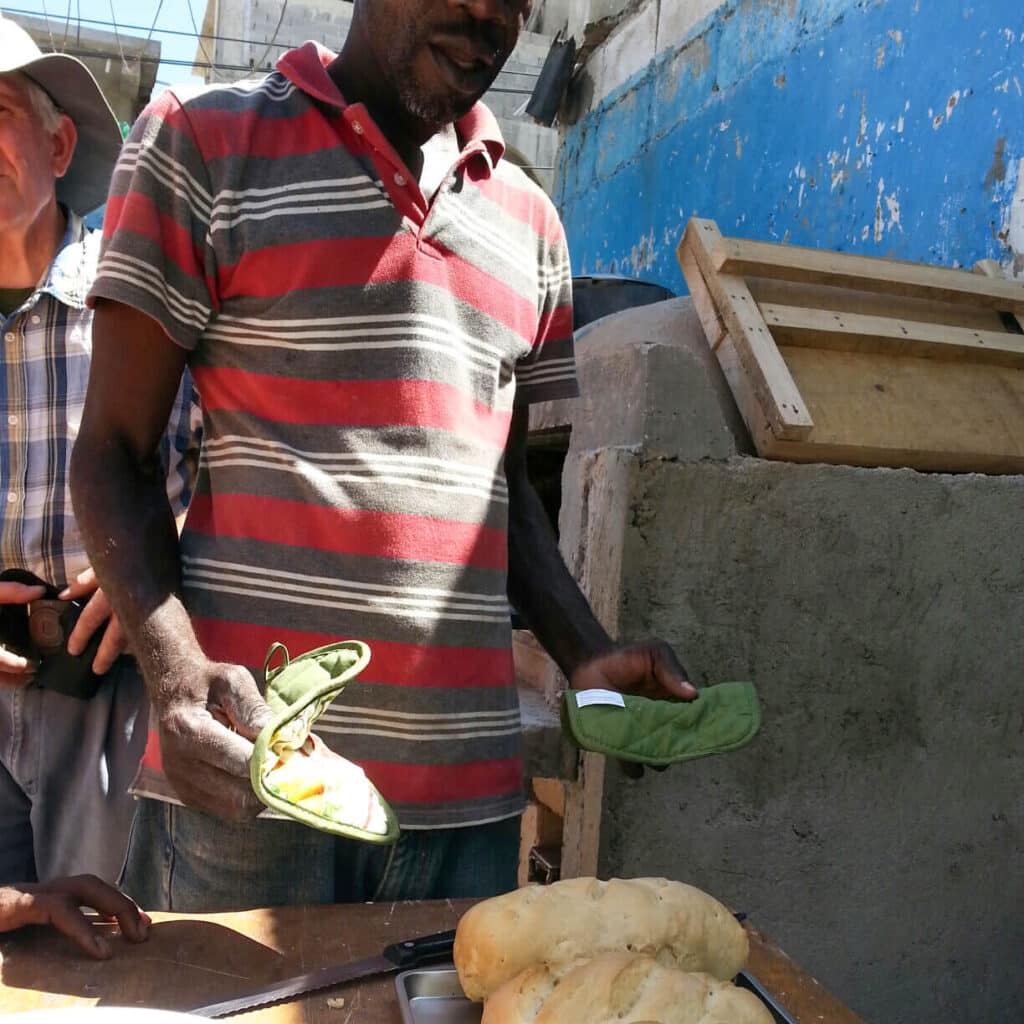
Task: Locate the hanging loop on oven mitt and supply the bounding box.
[250,640,399,844]
[560,682,761,766]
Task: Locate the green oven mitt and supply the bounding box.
[250,641,399,844]
[561,682,761,766]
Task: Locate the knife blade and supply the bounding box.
[189,928,457,1018]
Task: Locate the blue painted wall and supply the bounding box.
[556,0,1024,292]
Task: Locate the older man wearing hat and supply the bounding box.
[0,14,200,906]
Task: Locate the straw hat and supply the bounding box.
[0,14,122,213]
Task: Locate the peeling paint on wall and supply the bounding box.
[996,156,1023,278]
[556,0,1024,290]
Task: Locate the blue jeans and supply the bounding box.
[122,798,521,912]
[0,658,146,883]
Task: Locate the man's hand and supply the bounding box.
[569,639,698,701]
[0,875,150,959]
[0,580,46,687]
[156,659,272,819]
[59,567,128,674]
[570,640,697,780]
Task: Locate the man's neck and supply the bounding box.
[328,37,439,180]
[0,202,66,290]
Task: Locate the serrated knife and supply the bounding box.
[189,928,457,1017]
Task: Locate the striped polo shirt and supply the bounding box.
[89,42,577,828]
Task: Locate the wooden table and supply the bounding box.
[0,900,863,1022]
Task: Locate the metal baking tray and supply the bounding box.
[395,965,798,1023]
[395,966,481,1023]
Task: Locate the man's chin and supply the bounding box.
[399,83,479,129]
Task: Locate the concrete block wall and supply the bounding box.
[539,298,1024,1024]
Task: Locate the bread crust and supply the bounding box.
[480,953,774,1024]
[454,877,748,1001]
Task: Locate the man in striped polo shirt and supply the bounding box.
[71,0,696,911]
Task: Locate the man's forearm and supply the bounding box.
[507,467,615,679]
[70,433,202,703]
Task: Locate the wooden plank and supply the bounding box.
[0,900,471,1021]
[716,332,1024,473]
[560,750,605,879]
[745,924,867,1024]
[747,275,1013,331]
[770,346,1024,472]
[760,302,1024,366]
[679,219,814,439]
[518,798,564,886]
[679,240,727,350]
[513,629,555,696]
[713,235,1024,313]
[532,776,567,818]
[973,258,1024,333]
[0,901,865,1024]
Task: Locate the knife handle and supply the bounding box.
[383,928,457,968]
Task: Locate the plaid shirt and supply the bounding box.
[1,211,200,589]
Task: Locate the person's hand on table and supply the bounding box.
[0,875,150,958]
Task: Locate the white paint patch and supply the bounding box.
[587,0,661,108]
[1007,162,1024,276]
[885,191,902,232]
[655,0,722,54]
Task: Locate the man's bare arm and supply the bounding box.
[70,300,268,818]
[505,406,697,701]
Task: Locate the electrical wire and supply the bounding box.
[9,4,306,53]
[59,0,72,51]
[37,0,56,50]
[106,0,129,71]
[53,44,537,92]
[186,0,216,79]
[6,5,543,77]
[252,0,288,71]
[141,0,164,54]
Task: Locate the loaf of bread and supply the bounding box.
[454,877,748,1001]
[480,952,773,1024]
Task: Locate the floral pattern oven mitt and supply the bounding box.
[250,641,399,844]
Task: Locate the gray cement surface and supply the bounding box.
[599,455,1024,1024]
[547,298,1024,1024]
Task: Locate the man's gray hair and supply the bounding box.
[18,72,64,135]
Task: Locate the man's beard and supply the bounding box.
[384,24,483,128]
[395,76,470,128]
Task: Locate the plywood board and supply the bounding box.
[713,235,1024,313]
[681,219,814,439]
[762,303,1024,366]
[747,275,1015,331]
[678,217,1024,474]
